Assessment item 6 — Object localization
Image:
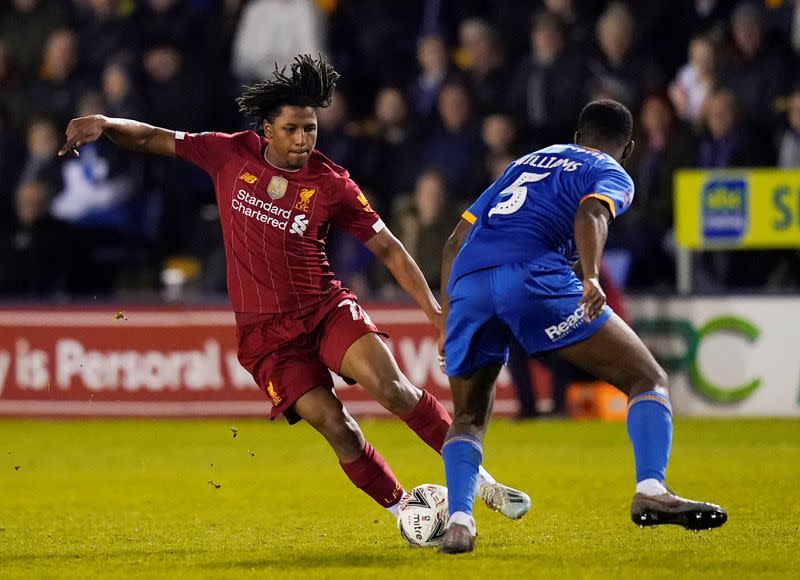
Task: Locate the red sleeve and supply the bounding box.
[330,177,385,243]
[174,131,235,175]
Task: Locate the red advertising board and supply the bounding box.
[0,307,517,417]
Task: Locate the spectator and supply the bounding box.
[51,92,139,232]
[0,0,65,80]
[630,95,696,230]
[390,169,456,290]
[468,112,519,194]
[457,19,509,114]
[669,34,718,128]
[410,35,457,120]
[73,0,135,79]
[231,0,324,84]
[507,11,586,147]
[0,39,28,135]
[26,28,86,124]
[101,58,144,119]
[203,0,248,130]
[0,180,73,296]
[135,0,200,56]
[315,91,361,174]
[778,89,800,168]
[16,116,63,194]
[589,2,663,109]
[697,89,759,168]
[0,104,23,222]
[622,94,696,289]
[543,0,595,53]
[327,0,421,114]
[360,87,423,205]
[720,2,788,126]
[422,82,483,194]
[686,0,734,37]
[142,45,207,130]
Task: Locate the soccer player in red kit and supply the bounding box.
[59,55,530,523]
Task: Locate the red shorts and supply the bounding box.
[235,290,384,424]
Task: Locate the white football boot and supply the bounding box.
[478,481,531,520]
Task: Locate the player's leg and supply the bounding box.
[321,296,456,457]
[339,331,528,521]
[338,332,451,453]
[439,267,533,554]
[555,312,727,530]
[292,386,405,515]
[438,364,502,554]
[326,292,530,516]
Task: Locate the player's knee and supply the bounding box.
[451,408,489,432]
[448,415,486,441]
[629,366,670,398]
[382,379,420,416]
[365,373,418,416]
[316,407,361,448]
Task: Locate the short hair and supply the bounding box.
[236,54,339,128]
[577,99,633,146]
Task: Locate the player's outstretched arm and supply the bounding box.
[365,228,442,330]
[574,198,612,322]
[58,115,176,158]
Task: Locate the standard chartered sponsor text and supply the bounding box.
[232,189,291,229]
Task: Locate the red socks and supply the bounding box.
[401,390,452,454]
[339,391,453,508]
[340,442,403,508]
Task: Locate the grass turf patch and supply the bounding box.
[1,418,798,578]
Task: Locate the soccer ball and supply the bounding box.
[397,484,449,547]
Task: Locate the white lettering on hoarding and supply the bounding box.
[0,350,10,395]
[56,339,224,391]
[15,340,49,390]
[224,351,259,390]
[396,337,449,388]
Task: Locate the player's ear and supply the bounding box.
[621,139,635,164]
[263,120,273,139]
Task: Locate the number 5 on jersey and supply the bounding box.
[488,172,551,217]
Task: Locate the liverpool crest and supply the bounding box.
[295,188,316,211]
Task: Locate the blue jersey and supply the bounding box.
[450,144,634,283]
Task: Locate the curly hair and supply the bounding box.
[236,54,340,129]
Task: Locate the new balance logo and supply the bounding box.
[545,305,586,341]
[290,214,308,236]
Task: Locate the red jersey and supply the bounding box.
[174,130,384,314]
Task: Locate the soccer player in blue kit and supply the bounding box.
[437,100,728,554]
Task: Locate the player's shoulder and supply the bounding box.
[224,130,263,152]
[182,129,262,152]
[306,149,353,185]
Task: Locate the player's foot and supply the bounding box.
[479,481,531,520]
[631,489,727,531]
[438,523,476,554]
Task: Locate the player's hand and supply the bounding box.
[58,115,108,157]
[437,332,446,374]
[580,276,606,322]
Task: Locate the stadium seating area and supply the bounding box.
[1,0,799,299]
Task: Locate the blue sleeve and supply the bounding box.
[462,166,512,224]
[582,164,635,219]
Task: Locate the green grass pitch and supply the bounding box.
[1,418,798,578]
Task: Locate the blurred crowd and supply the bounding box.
[1,0,800,301]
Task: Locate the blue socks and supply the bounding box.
[626,391,673,483]
[442,435,483,516]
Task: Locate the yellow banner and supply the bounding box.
[674,169,800,249]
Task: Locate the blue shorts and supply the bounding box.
[444,262,611,377]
